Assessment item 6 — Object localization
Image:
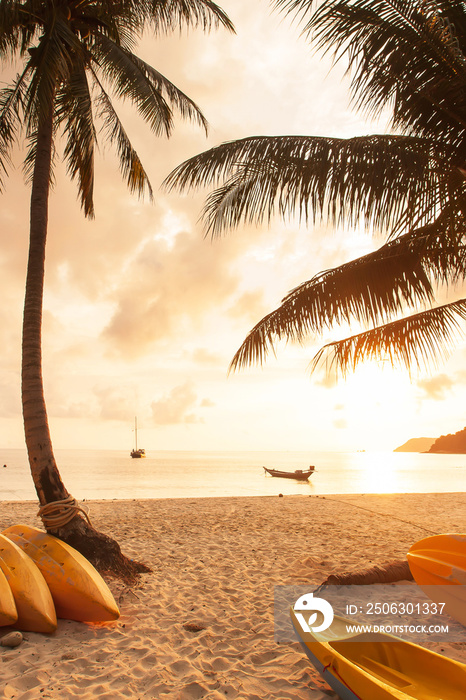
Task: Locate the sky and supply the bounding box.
[1,0,466,454]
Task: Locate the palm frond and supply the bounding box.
[0,68,30,188]
[92,68,154,200]
[166,133,456,235]
[68,0,148,51]
[412,205,466,284]
[145,0,235,34]
[230,232,433,371]
[164,135,275,191]
[73,0,234,49]
[1,0,229,210]
[0,0,39,58]
[91,34,181,137]
[311,298,466,376]
[56,64,96,218]
[201,166,281,237]
[229,217,466,372]
[127,53,208,134]
[23,18,84,131]
[291,0,466,145]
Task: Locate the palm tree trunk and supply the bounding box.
[22,108,69,505]
[21,109,150,582]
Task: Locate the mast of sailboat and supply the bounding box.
[134,416,138,452]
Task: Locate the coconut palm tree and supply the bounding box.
[165,0,466,379]
[0,0,233,578]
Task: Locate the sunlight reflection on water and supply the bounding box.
[0,449,464,501]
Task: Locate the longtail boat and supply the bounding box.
[263,466,315,481]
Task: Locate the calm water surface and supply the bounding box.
[0,449,464,501]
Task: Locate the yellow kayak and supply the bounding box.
[3,524,119,623]
[0,565,17,627]
[290,606,466,700]
[0,534,57,633]
[407,534,466,627]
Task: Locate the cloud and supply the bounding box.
[454,368,466,384]
[332,403,347,429]
[151,381,203,425]
[333,418,348,429]
[189,347,224,366]
[50,400,94,419]
[94,385,136,421]
[316,373,339,389]
[227,290,268,324]
[100,223,268,358]
[200,397,215,408]
[416,374,454,401]
[38,372,98,419]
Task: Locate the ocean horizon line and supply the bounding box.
[1,446,410,454]
[1,448,464,502]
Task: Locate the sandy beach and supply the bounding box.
[0,492,465,699]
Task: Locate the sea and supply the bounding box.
[0,449,464,502]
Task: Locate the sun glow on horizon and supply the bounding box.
[355,452,405,494]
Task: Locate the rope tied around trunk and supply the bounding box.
[38,496,92,529]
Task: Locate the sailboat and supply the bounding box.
[130,417,146,458]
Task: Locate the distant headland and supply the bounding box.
[394,426,466,453]
[393,437,436,452]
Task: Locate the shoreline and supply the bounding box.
[0,493,465,699]
[1,488,465,501]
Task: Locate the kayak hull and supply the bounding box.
[0,565,17,627]
[0,534,57,633]
[407,533,466,626]
[290,608,466,700]
[3,525,119,623]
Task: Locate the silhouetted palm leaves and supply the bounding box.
[166,0,466,375]
[0,0,233,216]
